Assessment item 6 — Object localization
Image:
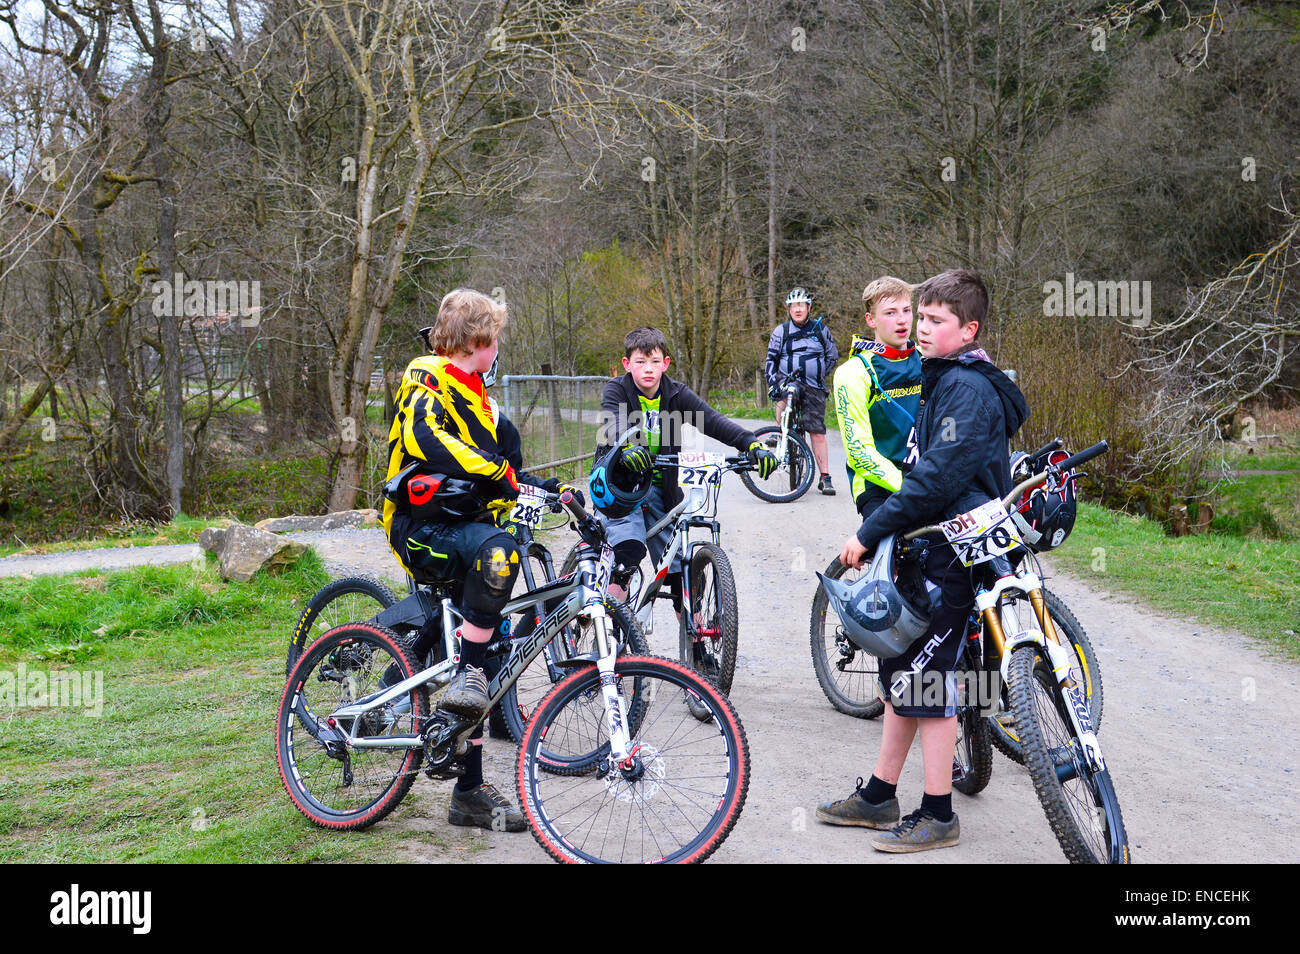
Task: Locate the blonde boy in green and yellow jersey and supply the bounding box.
[833,276,923,520]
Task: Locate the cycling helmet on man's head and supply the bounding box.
[588,447,652,519]
[817,534,936,658]
[785,287,813,306]
[1010,449,1078,552]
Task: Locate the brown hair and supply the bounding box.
[430,288,507,356]
[861,276,915,316]
[624,327,670,359]
[916,269,988,337]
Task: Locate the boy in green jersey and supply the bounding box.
[833,276,923,520]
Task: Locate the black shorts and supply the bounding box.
[778,386,828,435]
[877,543,975,717]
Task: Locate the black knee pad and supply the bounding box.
[460,533,520,627]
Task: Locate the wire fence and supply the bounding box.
[500,374,610,482]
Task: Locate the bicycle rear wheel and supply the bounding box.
[739,426,815,503]
[953,642,993,795]
[517,655,749,864]
[809,557,884,719]
[276,623,429,830]
[287,576,400,678]
[991,590,1102,764]
[1008,644,1130,863]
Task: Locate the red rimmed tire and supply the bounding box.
[277,623,428,830]
[516,655,749,864]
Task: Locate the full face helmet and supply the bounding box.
[1010,449,1078,552]
[588,447,652,519]
[817,534,935,657]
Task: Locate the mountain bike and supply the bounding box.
[562,451,753,698]
[808,436,1103,763]
[276,489,750,864]
[901,440,1128,863]
[809,560,1100,757]
[739,372,816,503]
[284,485,648,742]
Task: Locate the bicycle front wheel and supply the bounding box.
[738,426,815,503]
[287,576,400,678]
[809,557,884,719]
[687,543,739,694]
[517,655,749,864]
[990,590,1103,764]
[276,623,429,830]
[953,644,993,796]
[1008,644,1130,863]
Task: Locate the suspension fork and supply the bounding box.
[590,602,634,763]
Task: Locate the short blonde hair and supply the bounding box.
[861,276,914,316]
[430,288,507,356]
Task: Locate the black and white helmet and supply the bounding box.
[817,535,936,658]
[785,287,812,306]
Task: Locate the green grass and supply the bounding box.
[1047,502,1300,659]
[0,515,210,559]
[0,551,478,862]
[1209,441,1300,539]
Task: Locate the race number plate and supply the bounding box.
[595,543,616,592]
[939,499,1024,567]
[677,451,725,487]
[511,485,548,528]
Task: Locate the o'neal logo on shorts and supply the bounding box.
[889,625,954,701]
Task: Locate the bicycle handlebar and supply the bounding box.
[651,453,755,472]
[903,440,1110,540]
[1025,437,1064,462]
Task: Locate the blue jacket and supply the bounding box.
[855,346,1029,549]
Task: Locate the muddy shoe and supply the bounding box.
[448,782,526,832]
[871,808,960,853]
[438,666,490,718]
[816,778,900,829]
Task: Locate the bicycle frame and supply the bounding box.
[629,456,733,648]
[322,517,635,763]
[903,445,1111,777]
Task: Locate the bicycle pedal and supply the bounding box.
[423,760,465,781]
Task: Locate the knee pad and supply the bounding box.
[475,536,520,599]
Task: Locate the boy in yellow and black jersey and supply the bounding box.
[383,288,545,832]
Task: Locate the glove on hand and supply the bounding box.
[620,445,653,475]
[747,440,779,480]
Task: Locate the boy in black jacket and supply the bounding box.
[816,270,1029,852]
[594,327,776,608]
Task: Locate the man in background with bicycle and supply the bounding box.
[593,327,777,608]
[816,269,1028,852]
[766,287,840,494]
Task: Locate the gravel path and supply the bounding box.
[6,421,1297,864]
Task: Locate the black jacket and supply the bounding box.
[594,373,756,508]
[855,347,1029,549]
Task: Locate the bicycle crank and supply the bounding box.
[421,711,470,780]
